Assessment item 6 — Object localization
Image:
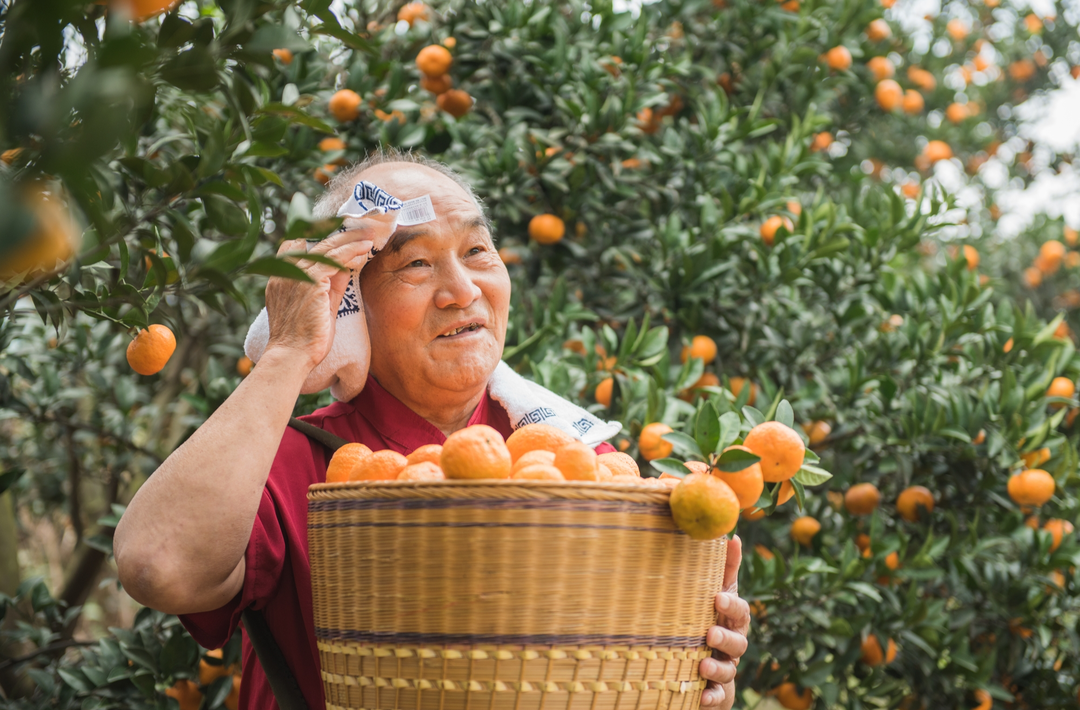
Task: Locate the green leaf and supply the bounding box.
[713,447,761,472]
[774,400,794,427]
[742,406,765,427]
[246,25,311,53]
[0,468,26,496]
[717,412,741,452]
[243,258,315,282]
[794,465,833,486]
[649,458,690,477]
[661,431,703,459]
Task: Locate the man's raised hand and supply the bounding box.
[264,231,374,373]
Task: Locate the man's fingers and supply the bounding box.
[721,534,743,594]
[715,592,751,634]
[699,682,726,708]
[700,657,738,685]
[276,238,306,258]
[295,241,374,282]
[706,625,749,660]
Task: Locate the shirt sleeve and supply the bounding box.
[594,442,617,454]
[178,488,287,649]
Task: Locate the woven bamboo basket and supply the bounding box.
[308,480,727,710]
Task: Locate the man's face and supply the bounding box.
[354,163,511,404]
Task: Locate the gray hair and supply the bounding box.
[312,147,489,230]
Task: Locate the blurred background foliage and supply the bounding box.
[2,0,1080,707]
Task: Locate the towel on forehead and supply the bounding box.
[243,181,622,446]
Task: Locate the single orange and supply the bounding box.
[437,89,473,118]
[639,422,674,461]
[1023,267,1043,288]
[1024,13,1043,33]
[741,506,766,521]
[743,421,805,482]
[597,462,613,480]
[790,516,820,546]
[1065,227,1079,246]
[861,635,897,666]
[774,682,812,710]
[845,483,881,516]
[126,324,176,376]
[421,73,453,94]
[896,485,934,522]
[416,45,453,77]
[754,543,775,560]
[165,680,203,710]
[760,215,794,246]
[109,0,181,21]
[324,443,373,483]
[946,18,969,40]
[777,480,794,505]
[960,244,979,270]
[729,377,757,405]
[684,460,709,476]
[803,420,831,446]
[328,89,362,122]
[875,79,903,111]
[528,214,565,245]
[405,444,443,466]
[1047,376,1075,403]
[823,46,852,71]
[867,56,895,81]
[1044,518,1074,552]
[945,102,969,123]
[901,89,924,114]
[397,1,429,25]
[398,461,445,481]
[442,425,512,479]
[924,140,953,163]
[355,449,408,481]
[272,48,293,65]
[512,449,557,476]
[1009,58,1036,81]
[1020,447,1050,468]
[907,66,937,90]
[506,423,574,463]
[712,445,765,509]
[681,371,720,401]
[810,132,833,152]
[236,356,253,377]
[596,377,614,407]
[1007,469,1055,507]
[513,464,566,481]
[866,18,891,40]
[855,533,871,552]
[223,675,241,710]
[553,440,600,481]
[442,37,457,49]
[199,649,230,686]
[669,472,740,539]
[314,164,337,185]
[884,551,901,570]
[973,429,986,445]
[1040,239,1067,265]
[599,451,639,478]
[681,335,718,364]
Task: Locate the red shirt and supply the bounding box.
[179,377,615,710]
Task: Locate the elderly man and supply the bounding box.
[114,152,750,710]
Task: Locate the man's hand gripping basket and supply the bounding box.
[308,480,728,710]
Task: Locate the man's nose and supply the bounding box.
[434,258,482,309]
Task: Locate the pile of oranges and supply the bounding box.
[324,416,807,541]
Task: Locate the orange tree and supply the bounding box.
[1,0,1079,708]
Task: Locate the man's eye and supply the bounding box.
[409,259,426,268]
[467,247,483,256]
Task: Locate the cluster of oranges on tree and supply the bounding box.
[1020,230,1080,290]
[164,649,240,710]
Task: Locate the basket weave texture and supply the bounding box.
[308,480,727,710]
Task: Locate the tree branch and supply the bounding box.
[64,425,83,544]
[0,639,98,673]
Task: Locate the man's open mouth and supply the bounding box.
[438,323,483,337]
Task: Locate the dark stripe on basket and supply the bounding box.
[309,520,683,534]
[315,628,708,647]
[309,498,671,515]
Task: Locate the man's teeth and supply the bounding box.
[442,324,479,336]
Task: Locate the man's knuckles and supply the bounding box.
[706,626,748,656]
